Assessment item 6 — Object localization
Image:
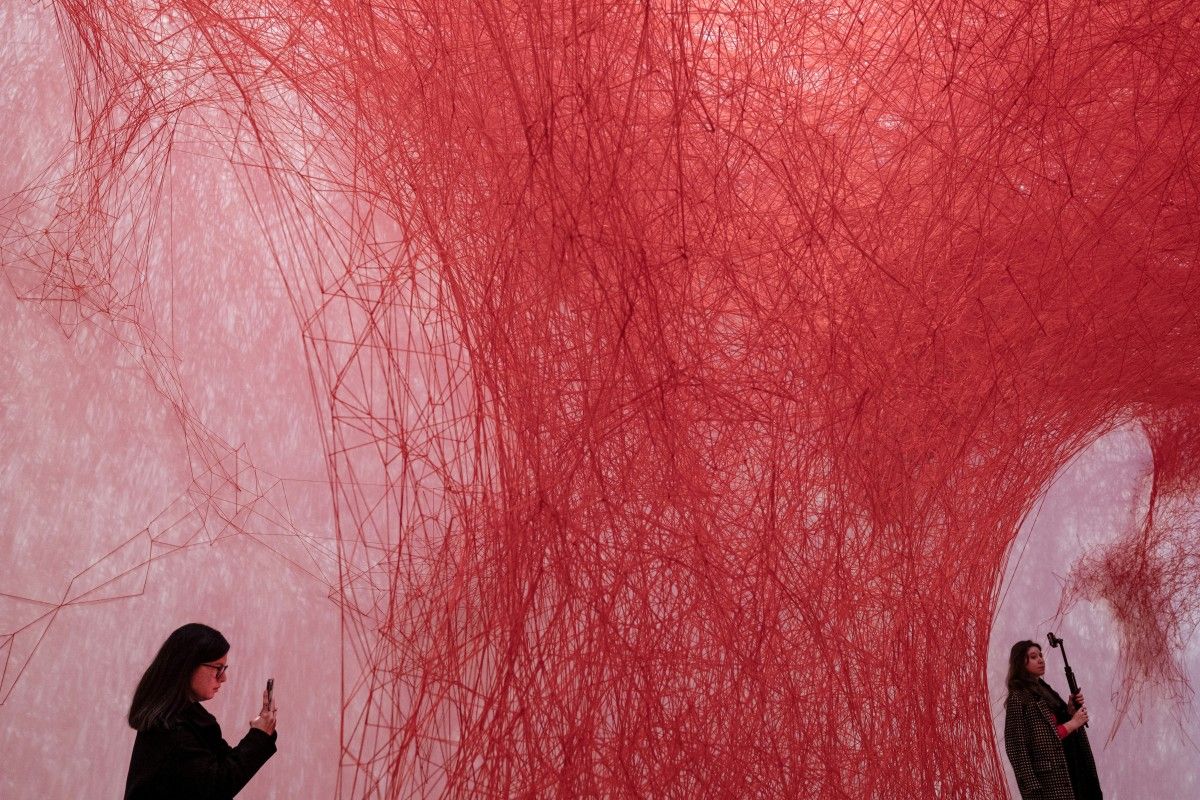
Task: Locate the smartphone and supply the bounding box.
[266,678,274,707]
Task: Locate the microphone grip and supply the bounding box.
[1064,667,1086,728]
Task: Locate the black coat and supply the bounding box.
[1004,681,1102,800]
[124,702,277,800]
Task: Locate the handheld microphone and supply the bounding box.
[1047,632,1085,728]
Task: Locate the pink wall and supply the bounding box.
[1,5,339,796]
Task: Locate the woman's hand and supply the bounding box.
[250,688,277,735]
[1069,691,1085,711]
[1067,703,1089,732]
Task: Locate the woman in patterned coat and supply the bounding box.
[1003,640,1102,800]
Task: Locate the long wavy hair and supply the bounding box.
[128,623,229,730]
[1005,639,1042,701]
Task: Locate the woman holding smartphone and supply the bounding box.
[124,623,278,800]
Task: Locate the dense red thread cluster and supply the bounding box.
[4,0,1200,796]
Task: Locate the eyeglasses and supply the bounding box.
[199,662,229,678]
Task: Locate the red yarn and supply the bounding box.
[4,0,1200,796]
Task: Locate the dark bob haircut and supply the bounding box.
[128,623,229,730]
